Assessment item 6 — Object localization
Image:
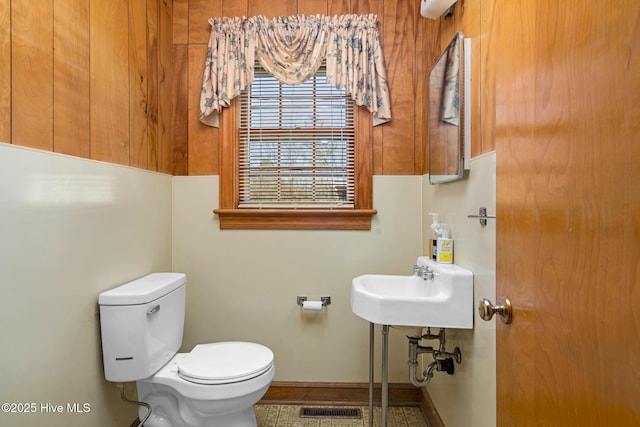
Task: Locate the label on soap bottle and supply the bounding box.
[431,239,438,260]
[437,239,453,264]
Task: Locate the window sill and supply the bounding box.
[213,208,377,230]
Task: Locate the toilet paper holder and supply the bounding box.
[297,296,331,306]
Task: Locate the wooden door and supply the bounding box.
[495,0,640,425]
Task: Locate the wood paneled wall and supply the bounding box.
[173,0,435,176]
[0,0,176,174]
[1,0,497,176]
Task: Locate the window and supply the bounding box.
[239,65,354,208]
[214,64,376,230]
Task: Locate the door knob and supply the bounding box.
[478,297,512,324]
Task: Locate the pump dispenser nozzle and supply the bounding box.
[428,213,439,231]
[430,213,447,234]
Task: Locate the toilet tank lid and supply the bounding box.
[99,273,186,306]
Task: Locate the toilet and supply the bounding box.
[98,273,274,427]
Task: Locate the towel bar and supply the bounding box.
[467,207,496,226]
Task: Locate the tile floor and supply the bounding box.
[254,404,429,427]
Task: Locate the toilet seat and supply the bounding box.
[178,342,274,385]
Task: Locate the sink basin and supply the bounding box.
[350,257,473,328]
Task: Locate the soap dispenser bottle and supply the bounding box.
[436,226,454,264]
[428,213,440,261]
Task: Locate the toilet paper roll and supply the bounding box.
[420,0,457,19]
[302,300,323,311]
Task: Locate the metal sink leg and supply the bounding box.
[382,324,389,427]
[367,323,390,427]
[369,323,374,427]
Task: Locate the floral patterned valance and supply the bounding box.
[199,14,391,127]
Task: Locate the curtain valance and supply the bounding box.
[199,14,391,127]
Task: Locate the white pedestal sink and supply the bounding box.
[350,257,473,427]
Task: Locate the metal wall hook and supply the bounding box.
[467,206,496,226]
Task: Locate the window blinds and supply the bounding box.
[238,66,355,208]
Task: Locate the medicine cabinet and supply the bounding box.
[428,32,471,184]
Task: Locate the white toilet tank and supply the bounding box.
[98,273,186,382]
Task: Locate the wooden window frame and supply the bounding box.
[214,100,376,230]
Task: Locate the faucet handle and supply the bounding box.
[413,265,434,280]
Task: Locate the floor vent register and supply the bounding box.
[299,407,362,419]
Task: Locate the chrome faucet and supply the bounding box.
[413,265,434,280]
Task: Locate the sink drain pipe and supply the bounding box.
[407,328,461,388]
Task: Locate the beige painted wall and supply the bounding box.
[0,143,173,426]
[172,175,424,383]
[0,143,495,426]
[422,152,497,426]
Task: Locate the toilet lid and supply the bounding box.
[178,342,274,385]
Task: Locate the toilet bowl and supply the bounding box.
[98,273,275,427]
[137,343,275,427]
